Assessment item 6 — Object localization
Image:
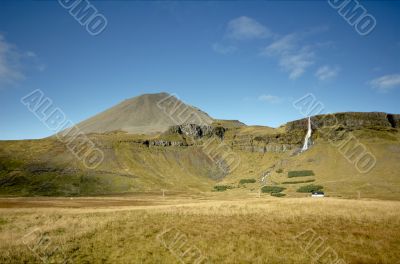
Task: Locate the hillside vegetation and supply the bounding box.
[1,93,399,200]
[0,125,399,199]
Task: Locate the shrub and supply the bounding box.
[276,169,283,173]
[271,192,286,197]
[288,170,315,178]
[239,178,256,184]
[261,186,285,193]
[213,185,232,192]
[282,179,316,184]
[296,184,323,193]
[0,218,7,225]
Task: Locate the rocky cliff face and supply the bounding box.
[166,124,226,139]
[145,112,399,154]
[286,112,400,131]
[145,140,187,147]
[158,124,303,153]
[228,132,303,153]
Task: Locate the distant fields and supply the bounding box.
[0,195,399,264]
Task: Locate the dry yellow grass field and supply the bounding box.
[0,195,399,264]
[1,112,399,263]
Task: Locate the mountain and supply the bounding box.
[0,93,399,200]
[73,93,214,135]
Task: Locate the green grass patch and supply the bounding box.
[239,179,256,184]
[271,192,286,197]
[288,170,315,178]
[0,159,24,171]
[296,184,323,193]
[282,179,316,184]
[261,186,286,193]
[213,185,233,192]
[0,218,7,225]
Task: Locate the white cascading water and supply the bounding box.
[301,117,312,152]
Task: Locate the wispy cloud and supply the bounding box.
[315,65,340,81]
[0,34,42,89]
[215,18,329,80]
[280,47,315,80]
[0,34,25,87]
[262,34,296,56]
[258,94,282,104]
[369,74,400,92]
[25,51,37,58]
[212,43,237,55]
[262,33,315,80]
[226,16,271,40]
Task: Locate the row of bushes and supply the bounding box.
[288,170,315,178]
[296,184,323,193]
[239,178,256,184]
[261,186,286,197]
[213,185,233,192]
[282,179,316,184]
[271,192,286,197]
[213,178,258,192]
[261,186,286,193]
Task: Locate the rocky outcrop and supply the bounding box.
[387,114,400,128]
[166,124,226,139]
[164,124,303,153]
[147,140,187,147]
[230,133,303,153]
[145,112,399,153]
[286,112,400,131]
[238,144,298,153]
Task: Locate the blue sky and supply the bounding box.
[0,0,399,139]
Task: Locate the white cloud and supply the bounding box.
[369,74,400,92]
[0,34,41,89]
[262,34,315,80]
[263,34,296,56]
[258,94,282,104]
[25,51,37,57]
[212,43,237,55]
[281,48,315,80]
[315,65,340,81]
[0,34,25,87]
[227,16,271,40]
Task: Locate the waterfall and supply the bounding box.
[301,117,312,152]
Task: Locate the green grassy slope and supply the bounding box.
[219,127,400,200]
[0,135,221,196]
[0,126,399,199]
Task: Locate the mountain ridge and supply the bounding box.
[71,92,214,135]
[65,92,400,137]
[0,93,399,199]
